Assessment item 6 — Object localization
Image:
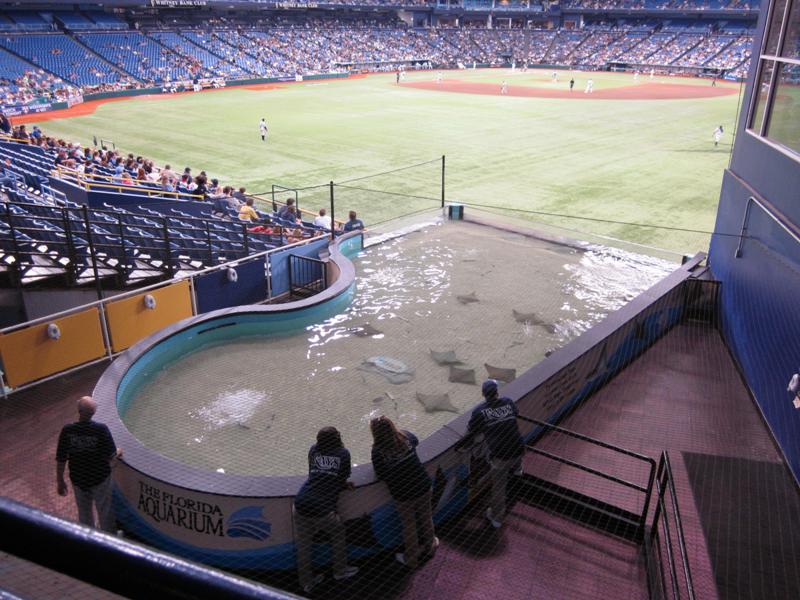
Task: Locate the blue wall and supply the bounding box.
[708,0,800,481]
[195,259,266,314]
[268,237,330,297]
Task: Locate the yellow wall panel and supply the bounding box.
[105,280,193,353]
[0,308,106,388]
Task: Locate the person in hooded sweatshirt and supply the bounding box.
[293,427,359,594]
[468,379,524,529]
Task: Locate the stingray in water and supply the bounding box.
[448,366,476,384]
[512,309,557,334]
[357,356,415,384]
[416,392,458,413]
[484,364,516,383]
[349,324,383,337]
[456,292,479,305]
[430,349,463,365]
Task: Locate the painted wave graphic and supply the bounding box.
[226,506,271,541]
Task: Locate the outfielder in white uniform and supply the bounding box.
[584,79,594,94]
[500,80,508,95]
[713,125,724,147]
[259,118,268,142]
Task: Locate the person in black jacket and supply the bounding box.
[370,416,438,569]
[293,427,358,594]
[468,379,524,529]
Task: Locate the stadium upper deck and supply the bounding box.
[0,2,756,109]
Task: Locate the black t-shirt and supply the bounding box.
[372,431,431,502]
[56,421,116,489]
[294,444,351,518]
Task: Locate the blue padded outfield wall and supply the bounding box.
[708,0,800,481]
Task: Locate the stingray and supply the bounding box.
[485,364,516,383]
[416,392,459,413]
[449,366,476,384]
[357,356,415,384]
[456,292,479,304]
[430,349,463,365]
[512,310,557,334]
[349,323,383,337]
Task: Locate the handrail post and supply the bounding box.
[329,180,335,241]
[242,222,249,257]
[161,217,174,279]
[117,214,128,282]
[441,154,446,208]
[61,206,78,286]
[205,221,213,266]
[638,458,657,541]
[82,205,103,301]
[4,203,22,286]
[735,196,753,258]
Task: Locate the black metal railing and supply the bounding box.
[647,452,695,600]
[0,497,293,600]
[517,415,657,543]
[288,254,327,298]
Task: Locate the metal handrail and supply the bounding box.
[649,451,696,600]
[518,415,657,538]
[0,496,295,600]
[735,194,800,258]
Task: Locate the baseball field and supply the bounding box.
[29,68,744,256]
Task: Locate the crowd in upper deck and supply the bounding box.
[0,7,755,107]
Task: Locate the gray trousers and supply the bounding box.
[489,456,520,523]
[294,510,348,588]
[73,475,115,533]
[395,488,435,569]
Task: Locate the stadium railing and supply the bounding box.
[54,166,205,201]
[646,452,696,600]
[0,496,295,600]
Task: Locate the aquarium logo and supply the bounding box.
[226,506,272,541]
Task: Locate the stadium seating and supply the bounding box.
[0,34,122,87]
[148,31,232,79]
[0,9,756,97]
[76,32,185,83]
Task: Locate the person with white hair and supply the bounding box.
[56,396,122,532]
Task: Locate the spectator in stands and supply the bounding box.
[0,113,10,135]
[159,163,176,191]
[194,173,208,197]
[238,197,260,222]
[56,396,123,533]
[233,187,247,204]
[0,158,15,187]
[314,208,332,230]
[293,426,358,594]
[370,416,438,569]
[342,210,365,232]
[468,379,524,529]
[277,198,297,221]
[112,164,126,184]
[207,178,221,198]
[12,125,28,142]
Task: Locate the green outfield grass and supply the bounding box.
[34,69,744,256]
